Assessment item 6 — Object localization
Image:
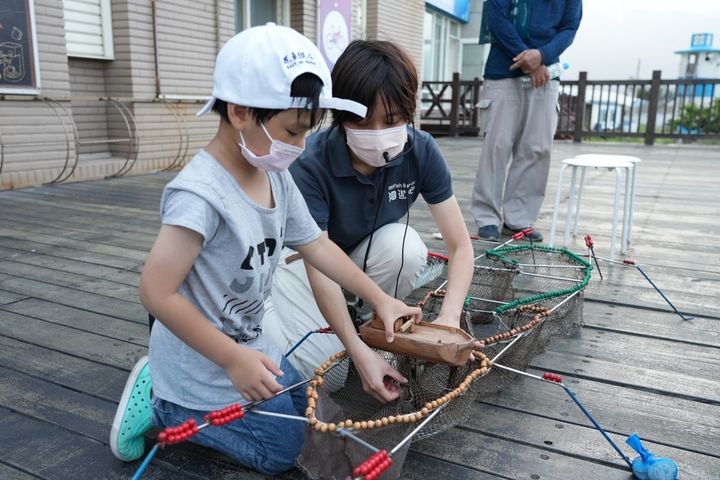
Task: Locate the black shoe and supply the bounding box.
[477,225,500,242]
[503,225,544,242]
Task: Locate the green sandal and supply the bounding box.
[110,356,153,461]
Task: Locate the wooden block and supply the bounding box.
[370,312,405,332]
[399,319,415,333]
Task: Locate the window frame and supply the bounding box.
[63,0,115,60]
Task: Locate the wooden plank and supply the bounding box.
[0,407,183,480]
[0,259,140,303]
[0,192,161,225]
[410,425,630,479]
[1,212,156,251]
[532,348,719,405]
[0,311,147,372]
[0,365,113,441]
[0,366,282,480]
[400,452,503,480]
[1,298,148,344]
[542,330,720,397]
[463,402,720,479]
[0,227,148,262]
[0,273,145,322]
[0,336,131,401]
[480,370,720,457]
[583,302,720,348]
[0,289,27,305]
[0,245,142,286]
[0,235,142,271]
[0,463,38,480]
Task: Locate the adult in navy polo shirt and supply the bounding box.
[264,40,475,403]
[471,0,582,242]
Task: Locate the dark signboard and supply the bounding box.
[0,0,40,94]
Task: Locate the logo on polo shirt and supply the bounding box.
[387,181,416,203]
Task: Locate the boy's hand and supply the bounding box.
[351,343,408,403]
[374,298,421,343]
[225,347,284,402]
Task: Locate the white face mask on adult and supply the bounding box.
[345,125,408,168]
[239,123,304,172]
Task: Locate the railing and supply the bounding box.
[421,72,481,137]
[421,71,720,144]
[0,97,196,183]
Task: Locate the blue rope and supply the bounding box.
[635,266,694,321]
[131,443,159,480]
[563,386,633,468]
[284,331,315,358]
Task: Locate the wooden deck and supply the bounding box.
[0,139,718,479]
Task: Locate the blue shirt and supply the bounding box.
[484,0,582,80]
[289,126,453,253]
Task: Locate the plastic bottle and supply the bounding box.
[520,62,569,87]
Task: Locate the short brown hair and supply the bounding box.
[330,40,418,128]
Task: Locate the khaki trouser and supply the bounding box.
[264,223,427,377]
[471,78,560,230]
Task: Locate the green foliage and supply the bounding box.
[671,98,720,134]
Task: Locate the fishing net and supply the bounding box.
[297,245,591,479]
[468,244,591,395]
[486,245,592,337]
[297,348,491,480]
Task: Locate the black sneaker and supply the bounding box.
[477,225,500,241]
[503,225,544,242]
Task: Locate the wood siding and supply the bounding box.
[0,0,426,190]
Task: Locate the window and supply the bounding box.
[422,10,461,82]
[236,0,290,32]
[62,0,114,60]
[686,53,698,77]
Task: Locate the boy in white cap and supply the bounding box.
[109,23,420,475]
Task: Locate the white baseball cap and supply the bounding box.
[197,23,367,118]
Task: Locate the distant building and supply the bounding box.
[674,32,720,99]
[675,33,720,79]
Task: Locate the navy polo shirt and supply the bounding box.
[289,126,453,253]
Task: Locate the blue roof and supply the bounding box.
[674,47,720,54]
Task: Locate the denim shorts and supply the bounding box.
[152,357,307,475]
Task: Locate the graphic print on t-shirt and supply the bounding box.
[219,237,278,341]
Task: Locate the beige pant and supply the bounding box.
[264,223,427,377]
[471,78,560,230]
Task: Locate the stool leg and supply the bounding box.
[621,166,632,255]
[572,166,588,237]
[549,164,569,247]
[627,163,637,246]
[564,166,579,248]
[609,168,623,259]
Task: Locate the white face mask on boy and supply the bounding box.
[345,125,408,167]
[239,123,304,172]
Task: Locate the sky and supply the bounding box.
[560,0,720,80]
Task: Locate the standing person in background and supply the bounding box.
[264,40,476,402]
[471,0,582,242]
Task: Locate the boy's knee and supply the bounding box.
[254,433,304,475]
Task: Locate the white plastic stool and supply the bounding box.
[573,154,642,246]
[549,156,636,259]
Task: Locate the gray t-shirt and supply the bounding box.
[149,150,321,410]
